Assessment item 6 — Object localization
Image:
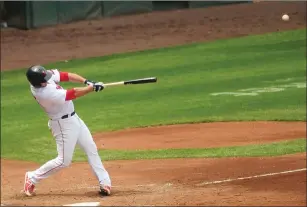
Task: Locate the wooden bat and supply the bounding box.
[104,77,157,87]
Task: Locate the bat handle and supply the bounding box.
[104,81,124,87]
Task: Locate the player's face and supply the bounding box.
[41,83,47,87]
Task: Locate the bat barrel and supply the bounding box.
[124,77,157,85]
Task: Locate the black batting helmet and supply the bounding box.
[26,65,52,88]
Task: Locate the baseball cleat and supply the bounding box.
[22,172,36,196]
[99,185,111,196]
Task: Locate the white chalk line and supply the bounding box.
[62,168,307,207]
[61,168,307,191]
[196,168,307,186]
[1,168,305,206]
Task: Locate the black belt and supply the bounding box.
[61,111,75,119]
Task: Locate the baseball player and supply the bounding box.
[22,65,111,197]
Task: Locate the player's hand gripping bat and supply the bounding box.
[103,77,157,87]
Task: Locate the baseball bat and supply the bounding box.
[104,77,157,87]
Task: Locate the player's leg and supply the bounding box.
[24,118,80,195]
[76,116,111,195]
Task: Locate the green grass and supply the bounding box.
[1,29,306,162]
[21,138,307,164]
[94,138,307,161]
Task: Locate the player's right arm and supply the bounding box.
[46,83,104,104]
[66,83,104,100]
[67,85,94,100]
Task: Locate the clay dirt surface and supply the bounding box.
[94,121,306,150]
[1,1,307,206]
[1,154,306,206]
[1,121,306,206]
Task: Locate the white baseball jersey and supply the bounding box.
[27,69,112,190]
[30,69,75,120]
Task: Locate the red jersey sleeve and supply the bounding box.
[65,89,76,101]
[59,72,69,82]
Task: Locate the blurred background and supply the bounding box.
[0,1,249,29]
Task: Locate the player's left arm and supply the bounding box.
[67,72,86,84]
[49,69,99,86]
[57,71,98,86]
[54,71,85,83]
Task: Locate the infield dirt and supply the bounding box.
[1,1,306,206]
[1,153,306,206]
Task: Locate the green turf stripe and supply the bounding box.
[72,138,306,162]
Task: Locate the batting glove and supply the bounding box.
[93,82,104,92]
[84,79,96,86]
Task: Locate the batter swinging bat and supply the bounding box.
[104,77,157,87]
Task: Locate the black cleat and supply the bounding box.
[99,185,111,196]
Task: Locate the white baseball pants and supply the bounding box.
[28,113,111,187]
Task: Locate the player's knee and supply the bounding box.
[55,157,64,166]
[56,157,71,168]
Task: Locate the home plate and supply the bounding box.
[63,202,100,206]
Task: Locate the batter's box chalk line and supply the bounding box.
[196,168,307,186]
[3,169,304,206]
[59,169,306,207]
[63,201,100,206]
[67,168,306,192]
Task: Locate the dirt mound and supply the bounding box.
[1,1,306,71]
[1,153,306,206]
[94,121,306,150]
